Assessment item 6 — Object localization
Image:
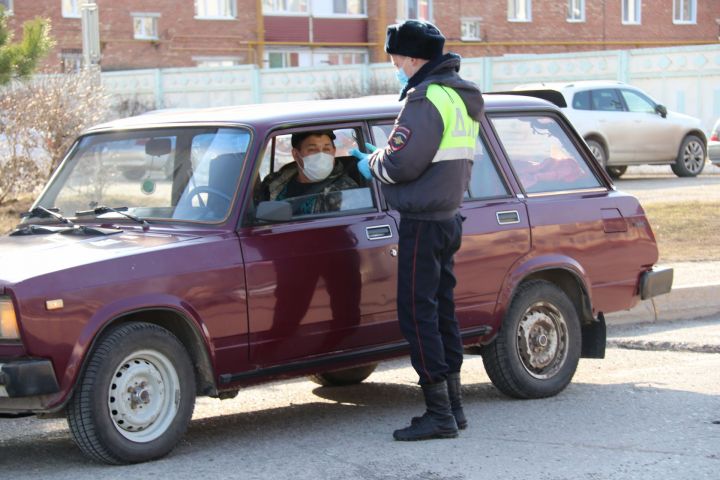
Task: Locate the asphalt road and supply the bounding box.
[1,325,718,479]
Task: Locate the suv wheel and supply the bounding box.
[309,363,378,386]
[671,135,706,177]
[67,323,196,464]
[481,280,581,399]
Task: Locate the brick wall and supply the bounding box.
[5,1,719,70]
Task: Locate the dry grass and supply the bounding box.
[1,197,715,264]
[642,201,719,263]
[0,197,33,234]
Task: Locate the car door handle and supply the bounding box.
[496,210,520,225]
[366,225,393,240]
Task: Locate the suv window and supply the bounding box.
[252,127,375,221]
[572,90,591,110]
[491,115,602,194]
[619,89,656,114]
[591,89,624,112]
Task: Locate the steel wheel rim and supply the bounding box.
[516,301,569,379]
[107,349,180,442]
[683,140,705,173]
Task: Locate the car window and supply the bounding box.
[572,90,591,110]
[619,89,656,114]
[591,89,624,112]
[38,127,250,223]
[372,124,508,200]
[491,115,602,194]
[252,127,375,222]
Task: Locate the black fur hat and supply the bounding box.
[385,20,445,60]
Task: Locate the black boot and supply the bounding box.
[447,372,467,430]
[410,373,467,430]
[393,381,458,441]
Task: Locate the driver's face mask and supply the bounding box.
[300,152,334,182]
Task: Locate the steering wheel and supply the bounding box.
[180,186,232,211]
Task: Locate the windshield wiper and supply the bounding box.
[76,206,150,231]
[20,206,75,227]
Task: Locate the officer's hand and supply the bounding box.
[349,143,379,180]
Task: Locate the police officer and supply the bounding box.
[351,20,484,441]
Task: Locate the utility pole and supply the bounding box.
[80,0,101,68]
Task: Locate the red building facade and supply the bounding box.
[3,0,718,72]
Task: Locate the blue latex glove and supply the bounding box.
[349,142,378,180]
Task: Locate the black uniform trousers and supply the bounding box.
[397,214,464,385]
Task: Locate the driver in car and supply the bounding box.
[257,130,358,215]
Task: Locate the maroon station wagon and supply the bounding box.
[0,93,672,464]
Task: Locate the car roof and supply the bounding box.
[86,94,559,134]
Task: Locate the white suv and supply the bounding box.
[514,81,707,178]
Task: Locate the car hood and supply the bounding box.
[665,110,702,127]
[0,229,200,286]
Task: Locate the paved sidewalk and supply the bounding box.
[608,317,720,353]
[605,260,720,326]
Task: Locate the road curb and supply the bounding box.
[605,283,720,326]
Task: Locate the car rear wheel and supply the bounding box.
[671,135,706,177]
[66,322,196,464]
[481,280,581,399]
[309,363,378,387]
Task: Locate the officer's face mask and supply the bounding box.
[300,152,334,182]
[395,58,410,90]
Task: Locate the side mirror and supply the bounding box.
[256,200,292,222]
[655,104,667,118]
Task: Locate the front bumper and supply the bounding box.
[0,358,59,398]
[640,267,674,300]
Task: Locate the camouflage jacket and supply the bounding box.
[257,160,358,215]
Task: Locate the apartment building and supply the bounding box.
[2,1,718,72]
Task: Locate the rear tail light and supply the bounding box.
[711,132,719,142]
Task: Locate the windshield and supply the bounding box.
[34,127,251,223]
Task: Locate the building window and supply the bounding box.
[314,50,367,66]
[622,0,641,24]
[62,0,80,18]
[508,0,531,22]
[397,0,431,21]
[332,0,365,15]
[460,18,482,41]
[567,0,584,22]
[673,0,696,24]
[267,51,301,68]
[61,49,83,73]
[263,0,308,14]
[195,0,237,19]
[132,13,160,40]
[195,57,241,67]
[0,0,13,15]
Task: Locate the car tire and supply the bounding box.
[605,165,627,179]
[585,139,607,167]
[309,363,378,387]
[66,322,196,465]
[671,135,706,177]
[481,280,581,399]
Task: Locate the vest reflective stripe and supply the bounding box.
[431,146,476,164]
[426,84,479,160]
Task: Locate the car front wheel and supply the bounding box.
[671,135,706,177]
[66,322,196,464]
[481,280,581,399]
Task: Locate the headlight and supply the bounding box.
[0,298,20,340]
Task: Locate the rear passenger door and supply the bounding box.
[589,88,635,162]
[370,122,531,336]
